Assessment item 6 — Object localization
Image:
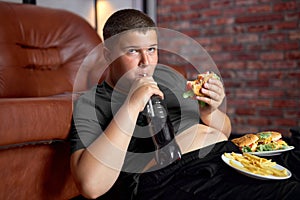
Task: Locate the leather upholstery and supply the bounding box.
[0,2,102,199]
[0,2,101,98]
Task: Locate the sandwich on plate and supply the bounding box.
[231,131,289,152]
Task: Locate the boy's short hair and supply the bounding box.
[103,9,156,41]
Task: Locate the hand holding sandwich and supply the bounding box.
[183,72,231,137]
[184,71,225,111]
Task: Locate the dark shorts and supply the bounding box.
[133,141,300,200]
[72,141,300,200]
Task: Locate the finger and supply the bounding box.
[207,78,223,88]
[203,82,224,97]
[200,88,220,101]
[196,96,213,106]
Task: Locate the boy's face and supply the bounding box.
[106,29,158,90]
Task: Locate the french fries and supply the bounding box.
[224,152,288,177]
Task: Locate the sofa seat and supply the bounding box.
[0,2,103,199]
[0,95,73,147]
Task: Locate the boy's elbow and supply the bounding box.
[224,120,232,138]
[78,180,111,199]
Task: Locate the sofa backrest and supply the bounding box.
[0,2,102,98]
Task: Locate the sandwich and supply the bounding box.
[183,71,220,107]
[256,131,288,151]
[231,134,259,152]
[231,131,289,152]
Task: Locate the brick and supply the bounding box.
[181,29,201,37]
[205,44,222,52]
[267,61,297,69]
[262,33,287,41]
[202,29,218,36]
[172,21,191,30]
[158,0,180,6]
[180,12,201,21]
[271,42,299,51]
[157,7,170,15]
[259,109,282,117]
[248,118,271,126]
[202,9,222,17]
[287,71,300,79]
[274,1,297,12]
[246,61,264,69]
[236,34,258,43]
[234,126,259,135]
[272,79,299,89]
[214,17,234,25]
[285,12,300,21]
[235,0,259,6]
[223,7,247,16]
[190,2,209,10]
[258,71,284,79]
[248,44,264,51]
[191,19,212,27]
[260,52,284,60]
[236,14,283,24]
[221,61,246,69]
[232,25,246,34]
[273,100,298,108]
[285,110,300,119]
[224,82,242,90]
[258,90,285,98]
[236,71,258,80]
[227,99,249,106]
[274,119,297,127]
[236,89,258,98]
[286,51,300,60]
[210,52,232,62]
[211,0,233,8]
[224,44,243,52]
[247,5,272,13]
[248,99,272,107]
[286,89,300,98]
[196,37,211,46]
[170,4,190,12]
[212,36,234,44]
[219,70,235,78]
[236,108,256,115]
[289,31,300,40]
[157,15,178,23]
[234,53,258,61]
[275,21,298,30]
[248,24,273,33]
[247,80,270,88]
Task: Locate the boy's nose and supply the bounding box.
[140,51,149,66]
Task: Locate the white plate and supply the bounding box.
[221,153,292,180]
[248,146,295,156]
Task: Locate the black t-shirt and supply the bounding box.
[70,65,200,172]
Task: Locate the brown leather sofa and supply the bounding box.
[0,2,190,200]
[0,2,102,199]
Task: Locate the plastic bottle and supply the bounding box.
[145,95,182,166]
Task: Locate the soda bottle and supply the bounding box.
[145,95,182,166]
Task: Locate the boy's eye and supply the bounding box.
[128,49,138,54]
[148,47,156,53]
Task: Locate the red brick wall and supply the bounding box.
[157,0,300,137]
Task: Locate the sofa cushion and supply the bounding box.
[0,95,74,147]
[0,2,102,97]
[0,142,79,199]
